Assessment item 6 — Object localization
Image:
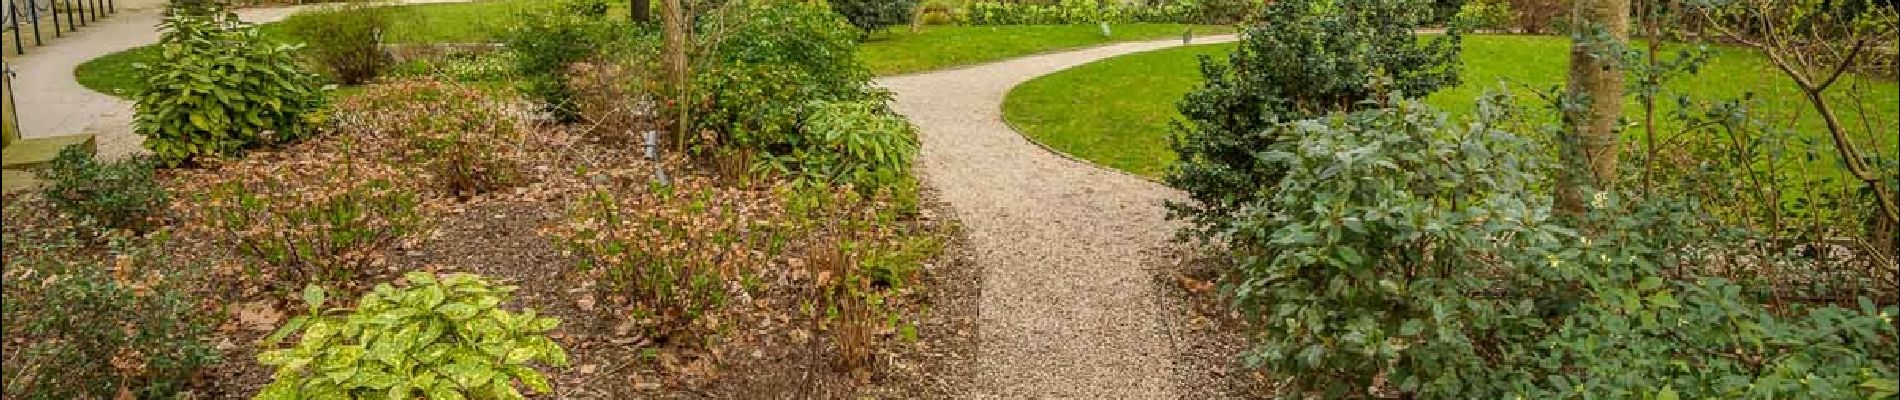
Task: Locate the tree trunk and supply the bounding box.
[1559,0,1629,217]
[632,0,650,24]
[660,0,689,149]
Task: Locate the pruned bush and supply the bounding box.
[209,178,428,291]
[552,183,758,342]
[256,273,569,399]
[1167,0,1459,243]
[759,100,918,191]
[334,79,525,197]
[1,235,219,399]
[829,0,918,36]
[135,9,327,166]
[38,147,169,232]
[280,1,392,85]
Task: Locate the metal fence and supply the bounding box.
[5,0,120,55]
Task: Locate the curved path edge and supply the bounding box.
[878,34,1235,398]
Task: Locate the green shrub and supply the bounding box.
[1167,0,1459,243]
[37,147,169,232]
[335,79,524,197]
[1225,99,1558,397]
[761,100,918,191]
[1,236,219,400]
[1216,96,1900,398]
[693,0,879,152]
[135,9,327,166]
[829,0,918,36]
[1454,0,1514,32]
[209,178,428,291]
[504,0,625,122]
[280,1,393,85]
[256,273,569,399]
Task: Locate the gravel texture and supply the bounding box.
[878,34,1237,399]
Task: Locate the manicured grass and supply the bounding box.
[856,24,1232,76]
[1004,35,1900,178]
[74,0,539,98]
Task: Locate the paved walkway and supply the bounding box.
[879,35,1235,398]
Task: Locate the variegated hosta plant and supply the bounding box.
[255,272,569,399]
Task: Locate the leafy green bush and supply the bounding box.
[1,235,219,399]
[503,0,625,122]
[210,178,428,290]
[1226,99,1558,397]
[135,10,327,166]
[1167,0,1459,242]
[335,79,524,197]
[829,0,918,36]
[280,1,393,85]
[693,0,879,151]
[760,100,918,191]
[1215,96,1899,398]
[1454,0,1514,31]
[256,273,569,399]
[37,147,169,232]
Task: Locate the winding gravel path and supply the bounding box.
[879,35,1236,398]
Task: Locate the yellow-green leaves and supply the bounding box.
[254,272,567,399]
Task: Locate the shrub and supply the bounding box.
[281,2,391,85]
[553,184,754,341]
[760,100,918,191]
[335,79,525,197]
[209,178,428,291]
[1455,0,1515,32]
[1208,90,1900,397]
[1167,0,1459,243]
[504,0,624,122]
[135,9,327,166]
[256,273,569,399]
[829,0,919,36]
[693,0,879,152]
[1,236,219,399]
[37,147,169,232]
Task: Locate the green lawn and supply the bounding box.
[1004,35,1900,178]
[857,24,1231,76]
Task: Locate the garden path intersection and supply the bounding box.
[880,34,1235,398]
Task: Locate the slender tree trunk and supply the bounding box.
[632,0,650,24]
[1559,0,1630,217]
[661,0,689,150]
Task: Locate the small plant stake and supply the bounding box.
[643,129,671,185]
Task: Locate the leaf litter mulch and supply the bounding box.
[3,108,978,398]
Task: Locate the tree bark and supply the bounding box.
[1559,0,1630,217]
[660,0,690,150]
[632,0,650,24]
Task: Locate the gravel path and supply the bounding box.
[879,35,1236,398]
